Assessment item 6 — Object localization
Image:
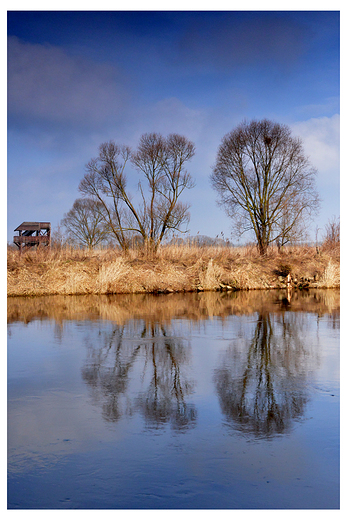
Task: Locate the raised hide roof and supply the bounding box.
[14,222,51,232]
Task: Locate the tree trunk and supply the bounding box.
[257,229,268,255]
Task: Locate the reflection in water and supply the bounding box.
[7,289,338,438]
[214,310,317,437]
[7,289,340,509]
[81,320,196,431]
[7,289,340,326]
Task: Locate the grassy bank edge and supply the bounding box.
[7,244,340,297]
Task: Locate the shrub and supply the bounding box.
[275,263,292,277]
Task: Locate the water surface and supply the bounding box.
[7,289,340,509]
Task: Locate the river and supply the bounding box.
[7,289,340,509]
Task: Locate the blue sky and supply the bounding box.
[7,8,340,245]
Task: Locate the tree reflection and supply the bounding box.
[81,324,135,421]
[81,320,196,431]
[214,311,316,437]
[135,324,196,431]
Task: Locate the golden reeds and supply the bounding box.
[7,243,340,297]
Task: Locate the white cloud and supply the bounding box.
[297,97,339,118]
[291,114,340,182]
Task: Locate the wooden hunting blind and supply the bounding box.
[13,222,51,251]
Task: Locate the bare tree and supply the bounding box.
[132,133,195,250]
[322,215,340,251]
[50,224,67,251]
[211,119,320,254]
[79,133,195,252]
[275,195,309,249]
[61,198,109,249]
[79,143,133,250]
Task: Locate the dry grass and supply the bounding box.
[320,260,340,288]
[7,243,340,297]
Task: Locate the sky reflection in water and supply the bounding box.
[7,290,339,509]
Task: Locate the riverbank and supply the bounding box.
[7,243,340,297]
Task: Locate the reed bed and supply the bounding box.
[7,242,340,297]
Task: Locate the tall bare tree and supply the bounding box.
[61,198,109,249]
[322,215,340,251]
[211,119,320,254]
[79,133,195,252]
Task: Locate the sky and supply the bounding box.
[6,6,340,245]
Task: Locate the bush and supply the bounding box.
[275,263,292,277]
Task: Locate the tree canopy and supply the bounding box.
[79,133,195,251]
[211,119,319,254]
[61,198,109,249]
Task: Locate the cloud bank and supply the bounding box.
[8,36,130,130]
